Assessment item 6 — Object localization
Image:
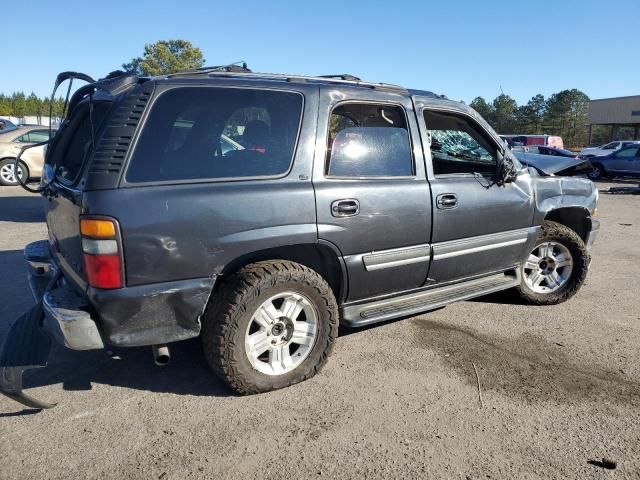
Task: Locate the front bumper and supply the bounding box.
[25,240,215,349]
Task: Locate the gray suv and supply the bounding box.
[0,67,599,407]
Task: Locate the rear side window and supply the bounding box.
[49,101,111,183]
[616,147,639,158]
[423,109,498,176]
[326,103,413,177]
[126,87,303,183]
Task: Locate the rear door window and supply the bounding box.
[325,103,413,177]
[126,87,303,183]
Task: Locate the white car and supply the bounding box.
[580,140,640,158]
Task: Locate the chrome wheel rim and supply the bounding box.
[1,163,23,184]
[523,241,573,294]
[245,291,318,376]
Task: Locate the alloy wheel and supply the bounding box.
[245,291,318,375]
[0,163,24,185]
[523,241,573,294]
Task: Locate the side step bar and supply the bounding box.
[341,270,520,327]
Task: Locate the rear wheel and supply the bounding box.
[0,159,29,186]
[201,260,339,394]
[516,221,589,305]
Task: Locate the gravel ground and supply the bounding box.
[1,181,639,479]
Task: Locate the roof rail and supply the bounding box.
[166,61,251,78]
[318,74,362,82]
[199,70,407,93]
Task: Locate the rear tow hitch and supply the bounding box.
[0,304,55,410]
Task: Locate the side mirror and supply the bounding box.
[496,154,518,185]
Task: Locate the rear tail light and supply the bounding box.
[80,218,123,289]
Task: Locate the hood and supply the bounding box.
[513,151,593,176]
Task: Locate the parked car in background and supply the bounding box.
[501,134,564,149]
[579,140,640,158]
[0,118,18,133]
[587,145,640,179]
[0,126,53,186]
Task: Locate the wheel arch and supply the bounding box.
[544,207,592,243]
[216,242,348,304]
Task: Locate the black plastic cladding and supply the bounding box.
[84,82,155,190]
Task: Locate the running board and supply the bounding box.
[341,271,520,327]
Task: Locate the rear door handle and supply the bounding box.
[436,193,458,209]
[331,199,360,217]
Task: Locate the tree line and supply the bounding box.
[0,92,66,122]
[470,89,591,148]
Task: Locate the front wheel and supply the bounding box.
[0,159,29,186]
[515,221,589,305]
[587,163,603,180]
[201,260,339,394]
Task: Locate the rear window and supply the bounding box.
[126,87,303,183]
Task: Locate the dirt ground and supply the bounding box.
[1,181,639,479]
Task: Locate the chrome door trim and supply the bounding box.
[432,227,536,260]
[363,244,431,271]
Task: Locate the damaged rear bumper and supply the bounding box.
[1,240,215,408]
[25,240,216,349]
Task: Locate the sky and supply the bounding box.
[3,0,639,106]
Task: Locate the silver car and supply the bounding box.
[0,126,53,186]
[580,140,640,158]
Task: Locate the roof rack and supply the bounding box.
[203,71,407,93]
[166,61,251,78]
[317,74,362,82]
[164,64,407,92]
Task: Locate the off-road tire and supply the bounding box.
[515,220,589,305]
[0,159,29,186]
[201,260,339,394]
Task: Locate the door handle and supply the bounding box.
[331,199,360,217]
[436,193,458,209]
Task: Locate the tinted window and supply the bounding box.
[326,103,413,177]
[423,110,497,175]
[48,101,111,183]
[615,147,639,158]
[126,88,302,183]
[602,142,618,150]
[27,130,50,143]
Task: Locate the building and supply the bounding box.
[587,95,640,143]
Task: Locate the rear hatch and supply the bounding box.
[43,73,151,289]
